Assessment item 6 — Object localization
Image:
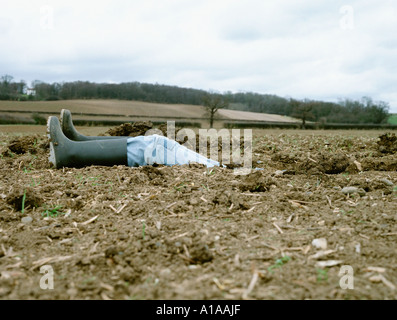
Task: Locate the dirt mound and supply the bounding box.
[377,133,397,154]
[239,170,278,192]
[297,153,350,174]
[105,121,155,137]
[7,136,38,154]
[271,152,298,164]
[271,152,350,175]
[1,135,49,170]
[361,155,397,171]
[6,187,43,211]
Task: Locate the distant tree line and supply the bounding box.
[224,92,390,125]
[32,80,208,105]
[0,75,27,100]
[0,74,390,124]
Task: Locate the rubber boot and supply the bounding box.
[47,116,128,169]
[60,109,125,141]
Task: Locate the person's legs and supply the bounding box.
[47,116,128,168]
[59,109,222,167]
[48,116,221,169]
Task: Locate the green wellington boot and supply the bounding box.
[47,116,128,169]
[60,109,125,141]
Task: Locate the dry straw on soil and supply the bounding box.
[0,126,396,300]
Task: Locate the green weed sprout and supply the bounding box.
[316,268,328,282]
[21,190,27,214]
[268,255,291,273]
[42,205,64,218]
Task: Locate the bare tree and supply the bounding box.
[290,99,315,129]
[202,93,229,128]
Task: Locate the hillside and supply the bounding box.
[219,109,298,122]
[388,114,397,125]
[0,99,299,124]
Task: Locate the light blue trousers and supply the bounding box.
[127,134,220,168]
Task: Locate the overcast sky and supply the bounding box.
[1,0,396,112]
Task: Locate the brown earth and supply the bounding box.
[105,121,158,137]
[0,126,396,300]
[377,132,397,154]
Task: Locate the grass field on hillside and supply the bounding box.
[0,100,207,118]
[0,99,301,123]
[388,114,397,125]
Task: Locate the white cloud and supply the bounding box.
[0,0,396,112]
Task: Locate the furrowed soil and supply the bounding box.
[0,125,396,300]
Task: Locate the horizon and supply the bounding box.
[6,76,395,113]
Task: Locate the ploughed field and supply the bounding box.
[0,125,396,300]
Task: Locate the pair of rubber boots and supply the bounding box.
[47,109,129,169]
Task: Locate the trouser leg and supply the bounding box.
[127,135,220,168]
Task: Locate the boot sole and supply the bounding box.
[59,109,66,130]
[47,116,57,168]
